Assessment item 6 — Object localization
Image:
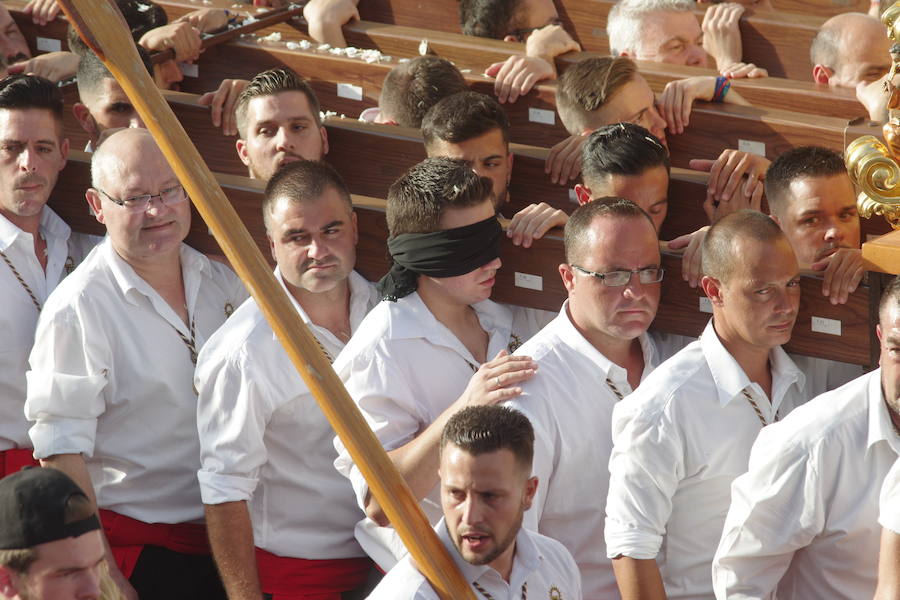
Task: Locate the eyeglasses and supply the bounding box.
[571,264,665,287]
[97,185,188,213]
[506,18,564,42]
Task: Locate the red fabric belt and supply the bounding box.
[99,509,211,578]
[254,547,372,600]
[0,448,39,477]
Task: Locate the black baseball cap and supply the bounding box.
[0,467,100,549]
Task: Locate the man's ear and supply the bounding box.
[85,188,105,225]
[700,275,724,307]
[503,34,519,43]
[574,184,592,206]
[522,475,538,510]
[320,126,329,156]
[72,102,97,139]
[559,262,576,293]
[812,64,833,85]
[235,138,250,167]
[0,564,21,598]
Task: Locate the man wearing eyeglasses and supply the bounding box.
[24,127,247,600]
[604,210,807,600]
[503,197,689,599]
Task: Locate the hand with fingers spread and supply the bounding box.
[811,248,865,305]
[23,0,60,26]
[545,134,585,185]
[702,2,745,72]
[198,78,249,136]
[525,24,581,61]
[485,55,555,104]
[304,0,360,48]
[457,350,537,407]
[507,202,568,248]
[7,51,78,82]
[665,226,708,288]
[720,61,768,79]
[690,149,768,222]
[174,8,229,35]
[139,21,202,63]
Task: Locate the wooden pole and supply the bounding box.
[56,2,476,598]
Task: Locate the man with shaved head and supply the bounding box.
[24,128,247,599]
[606,210,809,599]
[811,12,891,88]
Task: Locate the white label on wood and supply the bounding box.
[36,37,61,52]
[738,139,766,156]
[337,83,364,101]
[515,272,543,291]
[699,297,713,314]
[811,316,842,336]
[528,108,555,125]
[568,189,579,204]
[179,62,198,78]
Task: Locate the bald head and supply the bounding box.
[702,210,787,282]
[811,12,890,88]
[91,128,167,190]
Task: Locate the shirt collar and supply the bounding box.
[272,267,376,331]
[435,518,542,588]
[0,206,70,252]
[553,300,657,385]
[699,319,805,408]
[387,292,513,343]
[105,239,206,306]
[866,368,900,455]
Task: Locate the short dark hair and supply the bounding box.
[263,160,352,231]
[379,57,468,128]
[236,67,322,138]
[440,405,534,472]
[386,157,494,237]
[75,47,153,100]
[556,56,638,136]
[564,197,654,263]
[581,123,669,188]
[701,210,785,282]
[764,146,848,218]
[459,0,523,38]
[880,275,900,322]
[422,91,510,148]
[116,0,168,40]
[0,74,64,122]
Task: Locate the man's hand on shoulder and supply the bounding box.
[304,0,360,48]
[507,203,568,248]
[811,248,865,305]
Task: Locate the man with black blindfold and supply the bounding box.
[334,157,546,570]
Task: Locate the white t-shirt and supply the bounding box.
[26,239,247,524]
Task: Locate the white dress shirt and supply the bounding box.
[333,292,542,569]
[881,457,900,534]
[605,320,807,600]
[366,518,582,600]
[713,369,900,600]
[26,238,247,524]
[196,268,377,559]
[0,208,98,450]
[504,303,689,600]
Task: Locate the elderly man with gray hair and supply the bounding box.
[607,0,768,78]
[810,12,891,89]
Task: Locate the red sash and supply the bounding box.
[0,448,39,477]
[254,547,373,600]
[98,509,211,578]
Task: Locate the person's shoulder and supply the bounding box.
[526,530,582,591]
[41,242,112,315]
[620,339,707,413]
[765,370,874,449]
[198,296,266,366]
